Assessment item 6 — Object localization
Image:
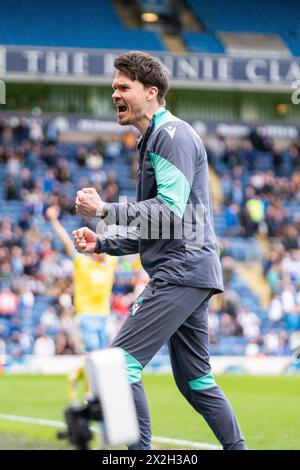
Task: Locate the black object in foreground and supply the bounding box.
[57,398,102,450]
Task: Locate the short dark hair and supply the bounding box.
[114,51,169,105]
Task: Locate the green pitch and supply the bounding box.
[0,373,299,450]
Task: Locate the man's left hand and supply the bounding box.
[76,187,105,217]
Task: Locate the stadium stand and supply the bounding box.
[182,31,224,54]
[184,0,300,56]
[0,114,299,364]
[0,0,165,51]
[1,0,298,56]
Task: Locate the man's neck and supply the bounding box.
[137,104,164,135]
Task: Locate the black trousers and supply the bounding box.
[112,279,247,450]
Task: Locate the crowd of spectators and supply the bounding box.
[208,255,295,357]
[207,128,300,239]
[0,114,143,363]
[205,125,300,355]
[0,114,299,364]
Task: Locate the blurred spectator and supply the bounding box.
[45,118,59,145]
[26,143,41,170]
[289,143,300,171]
[5,176,20,200]
[272,145,282,176]
[43,169,56,193]
[122,131,137,152]
[0,336,5,356]
[206,133,226,165]
[221,173,232,202]
[19,287,35,310]
[265,203,287,237]
[237,308,261,339]
[219,313,237,336]
[76,146,88,167]
[0,288,19,316]
[11,247,24,276]
[268,294,283,323]
[29,118,43,143]
[104,140,122,160]
[232,180,244,206]
[248,125,271,152]
[223,141,240,168]
[56,159,72,184]
[239,139,255,170]
[55,331,76,355]
[42,144,59,167]
[111,292,132,317]
[19,328,34,354]
[33,330,55,356]
[40,307,62,336]
[208,310,219,345]
[221,256,235,284]
[1,123,14,146]
[289,330,300,352]
[244,339,260,357]
[264,331,280,355]
[281,283,297,316]
[245,194,264,234]
[225,204,241,236]
[281,251,300,282]
[20,167,36,192]
[86,149,103,171]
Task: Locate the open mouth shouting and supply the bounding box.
[116,104,128,117]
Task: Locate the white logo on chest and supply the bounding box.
[131,304,141,316]
[165,126,176,139]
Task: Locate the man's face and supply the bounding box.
[112,71,149,127]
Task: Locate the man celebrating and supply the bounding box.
[73,51,247,450]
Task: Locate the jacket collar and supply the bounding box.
[137,107,166,155]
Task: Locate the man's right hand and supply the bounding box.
[72,227,97,253]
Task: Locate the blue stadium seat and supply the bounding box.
[214,213,227,238]
[185,0,300,57]
[0,0,165,51]
[227,273,265,318]
[182,32,225,54]
[226,237,262,261]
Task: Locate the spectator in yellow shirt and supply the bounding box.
[45,206,116,352]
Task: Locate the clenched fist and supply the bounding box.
[72,227,97,253]
[75,187,105,217]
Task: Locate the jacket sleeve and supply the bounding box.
[102,124,200,227]
[95,225,139,256]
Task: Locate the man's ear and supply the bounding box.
[146,86,159,101]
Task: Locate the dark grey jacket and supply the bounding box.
[95,108,224,292]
